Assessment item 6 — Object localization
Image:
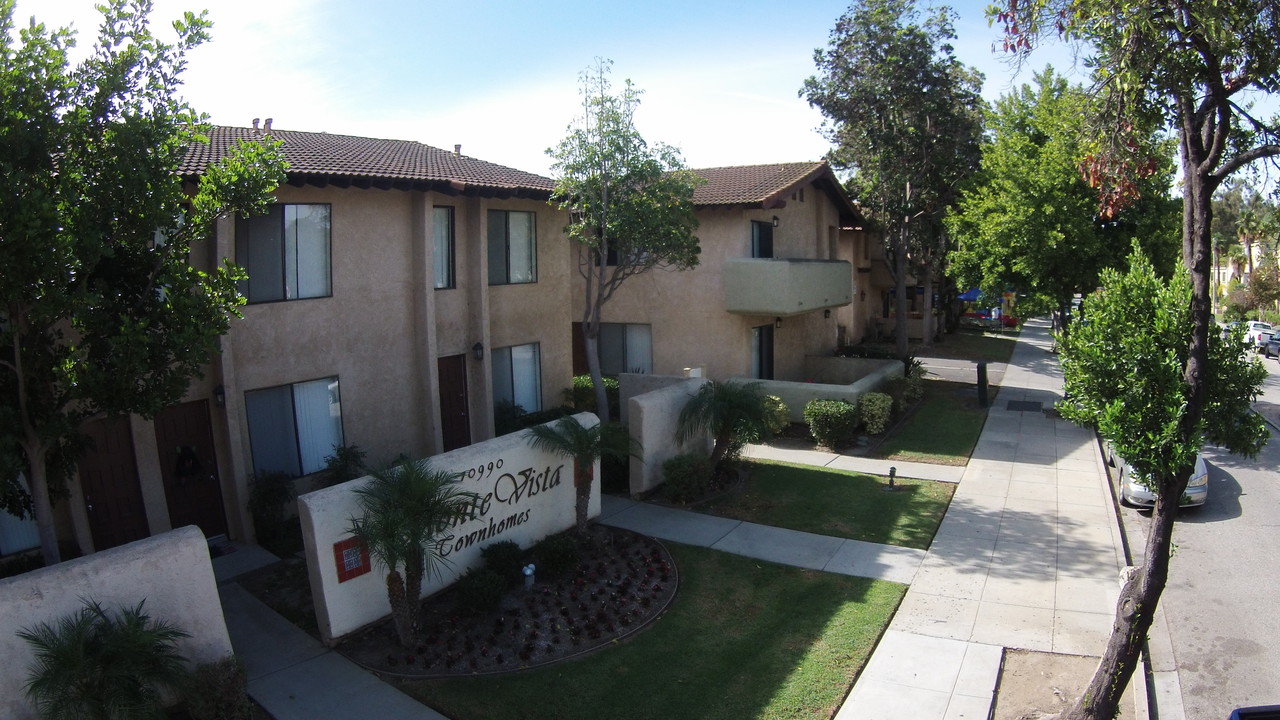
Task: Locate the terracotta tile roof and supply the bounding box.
[180,125,555,197]
[690,162,828,206]
[690,161,863,226]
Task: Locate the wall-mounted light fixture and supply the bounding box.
[472,342,484,361]
[860,291,867,301]
[213,384,226,408]
[774,317,782,329]
[824,309,832,319]
[772,216,780,228]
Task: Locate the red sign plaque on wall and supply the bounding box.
[333,537,371,583]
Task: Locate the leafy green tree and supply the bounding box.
[19,599,191,720]
[347,460,478,649]
[946,68,1180,325]
[675,380,775,471]
[997,0,1280,713]
[548,59,702,420]
[525,416,639,533]
[802,0,984,355]
[0,0,286,564]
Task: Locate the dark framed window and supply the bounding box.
[751,220,774,259]
[599,323,653,375]
[433,206,455,289]
[491,343,542,413]
[244,377,343,477]
[236,204,332,303]
[487,210,536,285]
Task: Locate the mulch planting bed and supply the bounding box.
[337,526,678,678]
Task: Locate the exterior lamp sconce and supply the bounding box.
[472,342,484,361]
[213,384,226,408]
[772,216,780,228]
[860,290,867,301]
[774,317,782,329]
[824,309,832,319]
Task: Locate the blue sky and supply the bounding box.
[13,0,1086,177]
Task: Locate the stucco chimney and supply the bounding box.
[264,118,273,132]
[252,118,260,131]
[454,144,462,156]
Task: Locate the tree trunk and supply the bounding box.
[387,570,414,648]
[921,262,936,346]
[22,436,61,565]
[894,227,910,360]
[582,324,609,421]
[574,460,591,534]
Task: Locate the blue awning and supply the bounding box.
[958,288,982,302]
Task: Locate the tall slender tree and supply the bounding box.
[548,60,702,419]
[0,0,286,563]
[803,0,983,356]
[995,0,1280,716]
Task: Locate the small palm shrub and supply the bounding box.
[860,392,894,435]
[480,540,526,586]
[185,657,252,720]
[453,567,507,614]
[676,381,774,469]
[19,599,191,720]
[662,453,714,504]
[804,399,860,449]
[532,532,581,578]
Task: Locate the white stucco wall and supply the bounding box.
[0,526,231,720]
[627,379,711,496]
[298,413,601,644]
[747,360,903,422]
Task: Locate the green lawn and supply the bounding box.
[924,327,1018,364]
[403,544,905,720]
[873,379,989,466]
[700,461,953,550]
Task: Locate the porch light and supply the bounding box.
[774,317,782,329]
[213,385,226,408]
[472,342,484,361]
[772,216,780,228]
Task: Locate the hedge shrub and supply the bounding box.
[803,399,860,449]
[453,567,507,614]
[662,453,714,504]
[860,392,894,435]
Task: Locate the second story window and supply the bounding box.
[488,210,536,285]
[751,220,774,259]
[433,206,455,289]
[236,204,332,303]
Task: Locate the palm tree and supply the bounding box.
[347,460,478,649]
[19,599,190,720]
[526,416,639,534]
[675,380,773,470]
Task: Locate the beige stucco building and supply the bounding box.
[41,126,576,555]
[571,162,885,382]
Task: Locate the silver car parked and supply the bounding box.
[1119,455,1209,508]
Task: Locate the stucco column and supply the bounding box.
[412,193,443,455]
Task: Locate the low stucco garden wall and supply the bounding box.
[751,358,902,422]
[0,526,231,720]
[298,412,602,645]
[627,378,711,496]
[618,373,695,425]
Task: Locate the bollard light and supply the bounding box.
[886,466,897,492]
[523,563,536,589]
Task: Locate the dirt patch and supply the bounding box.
[993,650,1137,720]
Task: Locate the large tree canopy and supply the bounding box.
[548,59,702,420]
[803,0,984,354]
[0,0,286,563]
[946,67,1180,321]
[994,0,1280,716]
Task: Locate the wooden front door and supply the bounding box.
[438,354,471,451]
[154,400,228,539]
[80,415,149,551]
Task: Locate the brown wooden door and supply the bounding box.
[80,416,149,551]
[154,400,228,539]
[438,354,471,451]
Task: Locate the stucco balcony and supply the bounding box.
[723,257,853,317]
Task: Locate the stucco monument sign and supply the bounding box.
[298,413,601,644]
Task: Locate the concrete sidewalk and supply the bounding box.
[836,317,1132,719]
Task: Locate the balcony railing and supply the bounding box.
[723,258,853,316]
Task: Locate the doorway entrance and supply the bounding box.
[438,354,471,451]
[80,416,149,551]
[154,400,228,539]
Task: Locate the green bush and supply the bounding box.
[860,392,894,435]
[562,374,622,418]
[0,550,44,579]
[480,540,525,586]
[740,395,790,444]
[453,567,508,614]
[248,471,299,557]
[318,444,367,489]
[494,401,574,436]
[185,657,252,720]
[19,599,191,720]
[662,453,714,504]
[532,532,581,578]
[804,399,860,449]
